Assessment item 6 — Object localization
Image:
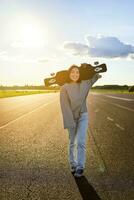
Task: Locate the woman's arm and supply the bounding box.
[60,86,76,129]
[90,74,102,86]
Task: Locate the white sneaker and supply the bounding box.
[70,166,77,173]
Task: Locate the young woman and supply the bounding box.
[60,64,102,177]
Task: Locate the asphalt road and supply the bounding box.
[0,92,134,200]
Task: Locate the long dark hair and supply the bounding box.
[67,64,81,83]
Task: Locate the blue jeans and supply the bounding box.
[67,112,89,170]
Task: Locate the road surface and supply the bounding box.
[0,92,134,200]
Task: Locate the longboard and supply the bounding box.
[44,63,107,86]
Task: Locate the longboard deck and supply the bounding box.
[44,63,107,86]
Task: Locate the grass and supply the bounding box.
[91,89,134,94]
[0,90,59,98]
[0,89,133,98]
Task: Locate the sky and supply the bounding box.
[0,0,134,86]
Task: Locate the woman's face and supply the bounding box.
[69,67,80,82]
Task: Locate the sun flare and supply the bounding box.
[11,16,46,48]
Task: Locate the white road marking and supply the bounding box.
[105,95,134,102]
[115,123,125,131]
[0,99,57,130]
[101,99,134,113]
[107,116,114,121]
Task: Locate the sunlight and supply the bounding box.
[11,16,46,48]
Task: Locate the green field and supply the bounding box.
[0,90,59,98]
[0,89,133,98]
[91,89,134,94]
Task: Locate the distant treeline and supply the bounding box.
[0,84,134,91]
[93,85,129,90]
[93,85,134,92]
[0,85,60,90]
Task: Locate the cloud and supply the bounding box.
[0,54,36,63]
[38,56,59,63]
[126,53,134,60]
[0,51,56,63]
[11,40,45,48]
[62,35,134,59]
[38,58,51,63]
[63,41,89,55]
[0,51,7,56]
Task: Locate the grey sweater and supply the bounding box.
[60,74,99,129]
